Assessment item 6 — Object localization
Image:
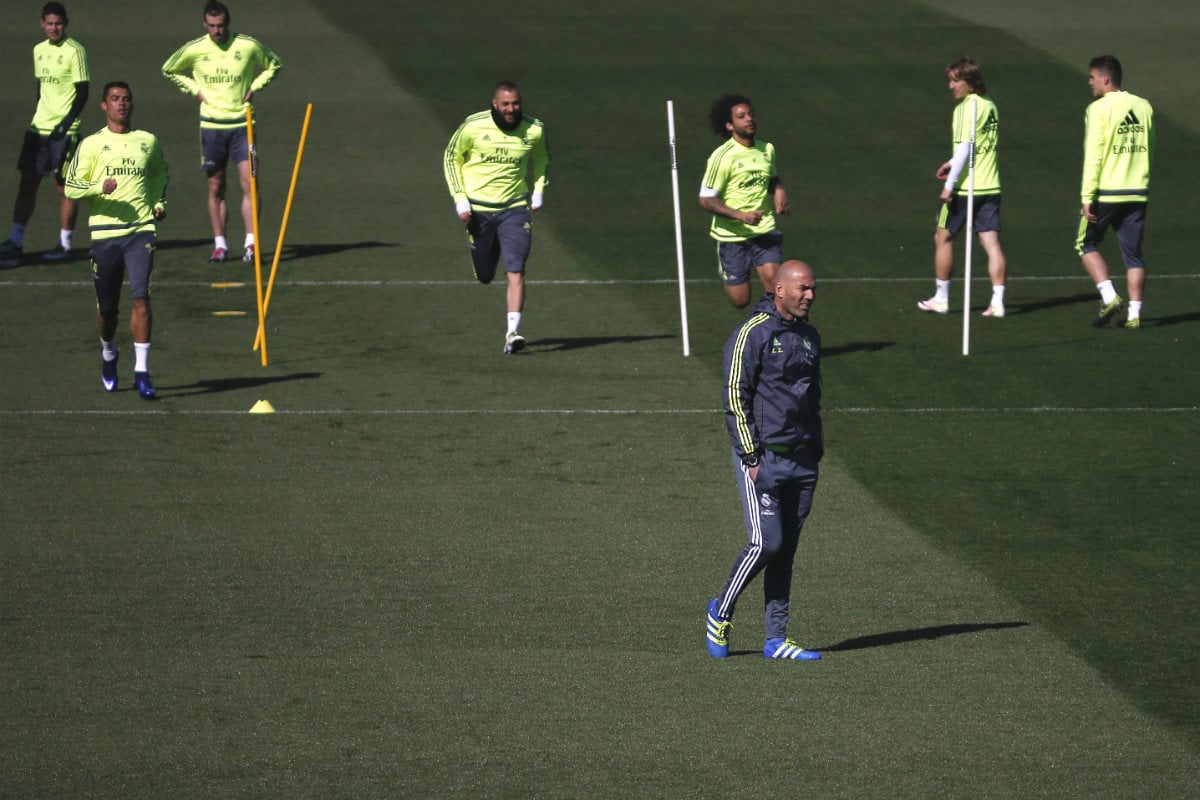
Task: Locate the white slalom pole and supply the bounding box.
[962,97,977,356]
[667,100,691,357]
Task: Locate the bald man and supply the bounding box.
[707,260,825,661]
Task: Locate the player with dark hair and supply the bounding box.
[64,82,169,398]
[443,81,550,355]
[1077,55,1154,329]
[918,56,1007,317]
[699,94,790,309]
[706,260,824,662]
[162,1,282,264]
[0,3,89,267]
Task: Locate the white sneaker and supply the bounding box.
[982,302,1005,318]
[503,332,526,355]
[917,297,948,314]
[242,244,255,263]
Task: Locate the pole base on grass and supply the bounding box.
[249,399,276,414]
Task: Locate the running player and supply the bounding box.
[443,81,550,355]
[64,82,169,398]
[699,94,790,309]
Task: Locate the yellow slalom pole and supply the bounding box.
[254,103,313,352]
[246,106,268,365]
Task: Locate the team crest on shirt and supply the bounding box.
[141,143,150,155]
[801,336,813,351]
[770,336,783,354]
[760,493,776,516]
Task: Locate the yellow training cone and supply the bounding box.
[249,399,276,414]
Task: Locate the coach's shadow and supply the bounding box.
[160,371,322,397]
[526,335,675,352]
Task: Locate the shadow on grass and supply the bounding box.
[277,241,395,261]
[824,341,895,357]
[1006,292,1095,316]
[822,621,1029,652]
[157,237,216,252]
[161,371,322,397]
[1146,310,1200,328]
[527,335,675,352]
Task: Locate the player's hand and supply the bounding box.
[748,465,759,482]
[939,188,952,203]
[740,210,765,225]
[936,162,951,180]
[773,187,790,215]
[50,123,68,142]
[101,178,118,194]
[153,204,167,221]
[1081,203,1097,223]
[458,211,472,223]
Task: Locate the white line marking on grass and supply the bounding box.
[3,406,1196,416]
[3,273,1199,289]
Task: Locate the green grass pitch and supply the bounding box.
[1,1,1197,797]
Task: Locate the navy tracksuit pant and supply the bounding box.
[713,447,819,640]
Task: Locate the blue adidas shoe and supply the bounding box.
[133,370,156,399]
[101,351,119,392]
[764,637,821,661]
[706,598,731,658]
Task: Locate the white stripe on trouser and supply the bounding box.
[716,460,764,620]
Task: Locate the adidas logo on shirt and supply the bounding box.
[1117,110,1145,134]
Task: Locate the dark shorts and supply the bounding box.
[17,129,79,180]
[1076,202,1147,268]
[717,231,783,286]
[91,232,157,317]
[937,193,1001,235]
[466,206,533,283]
[200,127,250,172]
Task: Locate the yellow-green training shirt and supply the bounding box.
[1081,90,1154,204]
[161,33,282,129]
[701,138,779,242]
[31,37,89,135]
[64,127,169,241]
[444,111,550,210]
[950,93,1000,196]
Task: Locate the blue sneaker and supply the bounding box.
[133,370,156,399]
[764,637,821,661]
[706,598,731,658]
[101,351,119,392]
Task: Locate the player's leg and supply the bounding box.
[1077,207,1123,327]
[202,129,232,261]
[751,230,783,294]
[920,199,959,313]
[976,197,1006,316]
[92,239,124,392]
[231,125,256,261]
[467,212,501,284]
[497,208,532,354]
[1112,205,1148,325]
[719,241,753,308]
[125,233,157,398]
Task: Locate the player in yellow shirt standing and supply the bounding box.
[699,95,790,309]
[161,1,281,264]
[0,3,89,268]
[1077,55,1154,329]
[444,81,550,355]
[918,57,1007,317]
[64,82,168,399]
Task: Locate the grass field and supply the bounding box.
[1,1,1197,797]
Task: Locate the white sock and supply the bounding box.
[10,223,26,247]
[1128,300,1142,320]
[935,279,951,304]
[244,233,255,249]
[214,235,228,252]
[101,338,117,361]
[60,229,73,249]
[507,312,522,336]
[134,341,150,372]
[992,285,1006,304]
[1097,280,1117,304]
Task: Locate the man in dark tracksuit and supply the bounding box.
[706,260,824,661]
